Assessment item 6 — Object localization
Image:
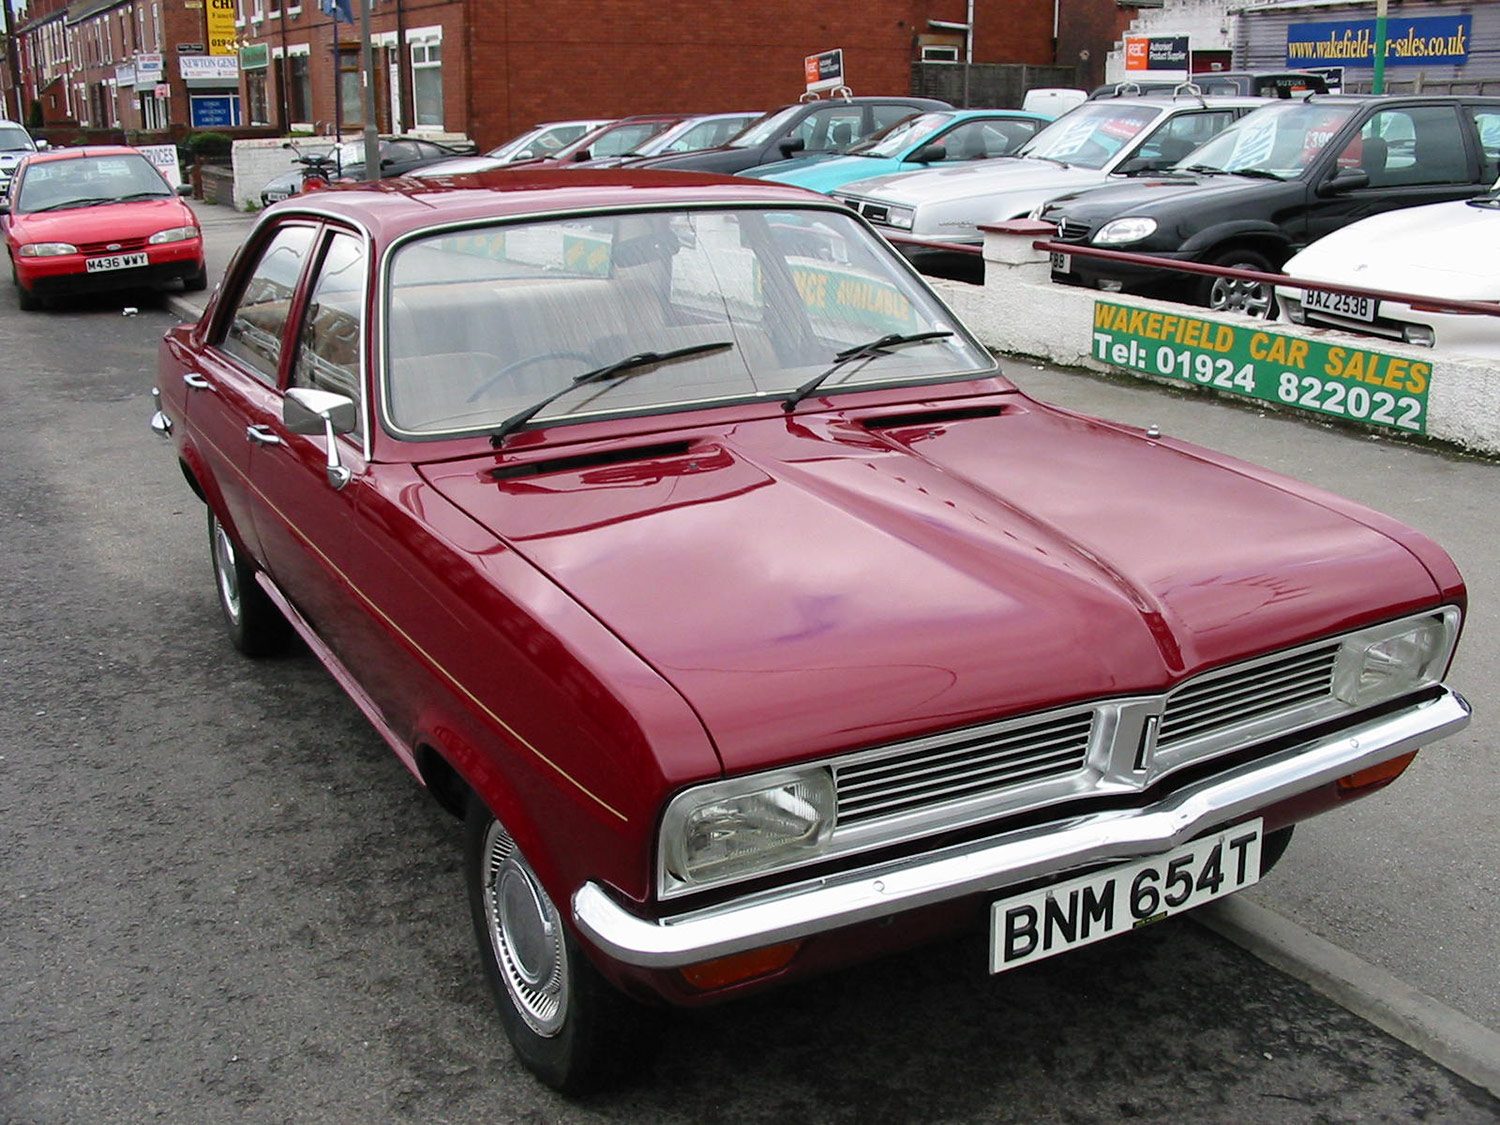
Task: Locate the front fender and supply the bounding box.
[1178,220,1293,260]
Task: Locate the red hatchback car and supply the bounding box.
[151,171,1469,1093]
[3,145,205,309]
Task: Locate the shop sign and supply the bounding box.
[1090,300,1429,434]
[135,52,164,84]
[137,143,183,189]
[189,93,241,127]
[177,42,205,52]
[180,55,239,81]
[155,84,171,99]
[239,43,269,70]
[1286,16,1472,69]
[115,64,136,85]
[804,48,843,93]
[206,0,237,56]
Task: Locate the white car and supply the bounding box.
[832,95,1259,245]
[0,119,43,197]
[1277,182,1500,359]
[415,119,613,177]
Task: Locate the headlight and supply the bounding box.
[19,242,78,257]
[660,768,836,896]
[885,206,915,230]
[1332,609,1460,707]
[149,226,199,245]
[1093,217,1158,246]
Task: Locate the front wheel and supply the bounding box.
[12,261,40,311]
[465,800,661,1094]
[208,510,290,656]
[1198,248,1279,318]
[183,263,209,292]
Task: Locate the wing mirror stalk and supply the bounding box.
[284,387,358,490]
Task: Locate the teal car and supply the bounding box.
[744,109,1052,194]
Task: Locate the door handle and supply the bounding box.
[183,372,212,390]
[245,424,282,446]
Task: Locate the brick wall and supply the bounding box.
[910,61,1080,108]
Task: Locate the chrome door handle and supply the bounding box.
[183,372,212,390]
[245,424,282,446]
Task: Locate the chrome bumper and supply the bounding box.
[573,688,1470,969]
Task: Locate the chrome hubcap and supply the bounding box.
[212,518,242,623]
[481,819,568,1037]
[1209,268,1274,317]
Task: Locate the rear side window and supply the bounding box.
[220,225,316,385]
[1472,107,1500,184]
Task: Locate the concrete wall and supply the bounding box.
[229,134,473,211]
[1102,0,1239,84]
[931,227,1500,457]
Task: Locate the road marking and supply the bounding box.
[1198,897,1500,1098]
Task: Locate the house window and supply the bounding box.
[287,51,312,124]
[921,45,960,63]
[338,47,363,126]
[246,68,270,125]
[410,38,442,128]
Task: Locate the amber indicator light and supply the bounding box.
[679,942,802,990]
[1336,750,1418,793]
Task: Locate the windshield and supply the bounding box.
[729,106,803,147]
[1178,102,1359,178]
[1017,103,1161,169]
[0,125,34,153]
[849,113,952,158]
[580,121,672,157]
[383,207,993,437]
[17,153,171,212]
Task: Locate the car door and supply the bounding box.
[1306,104,1484,243]
[242,226,425,752]
[187,221,319,562]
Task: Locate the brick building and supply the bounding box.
[3,0,1115,145]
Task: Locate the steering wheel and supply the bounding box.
[464,350,597,404]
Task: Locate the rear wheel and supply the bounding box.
[1199,247,1278,318]
[465,800,662,1094]
[208,510,290,656]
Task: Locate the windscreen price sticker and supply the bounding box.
[1091,301,1430,434]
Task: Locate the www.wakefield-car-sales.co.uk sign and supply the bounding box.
[1286,15,1472,68]
[1091,301,1431,434]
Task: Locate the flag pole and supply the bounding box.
[358,0,379,179]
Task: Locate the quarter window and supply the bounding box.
[221,225,316,384]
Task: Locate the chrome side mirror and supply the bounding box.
[284,387,357,490]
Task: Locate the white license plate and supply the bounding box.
[1304,287,1376,322]
[85,252,149,273]
[265,190,290,203]
[990,819,1262,973]
[1050,251,1072,274]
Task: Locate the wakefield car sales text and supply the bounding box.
[1287,25,1468,63]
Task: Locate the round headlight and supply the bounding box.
[1093,217,1158,246]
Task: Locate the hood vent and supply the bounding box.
[860,405,1003,431]
[491,440,694,480]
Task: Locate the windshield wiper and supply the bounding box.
[1179,164,1227,176]
[1226,168,1284,180]
[115,190,172,201]
[1025,154,1070,168]
[27,196,116,212]
[489,340,734,446]
[781,331,954,412]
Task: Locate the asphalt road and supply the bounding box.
[0,244,1496,1121]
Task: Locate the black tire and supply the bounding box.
[13,262,41,311]
[208,509,291,656]
[1198,247,1279,318]
[465,799,662,1094]
[1259,824,1295,877]
[183,263,209,292]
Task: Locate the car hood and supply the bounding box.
[1283,197,1500,297]
[839,158,1107,205]
[1044,172,1282,222]
[746,152,848,178]
[635,147,756,175]
[757,155,907,192]
[12,196,194,241]
[420,397,1443,773]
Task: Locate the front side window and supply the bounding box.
[1134,110,1236,166]
[796,106,867,152]
[221,225,316,385]
[1336,106,1473,187]
[383,208,994,437]
[292,231,367,424]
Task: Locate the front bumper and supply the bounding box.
[575,687,1469,969]
[1053,245,1194,296]
[17,241,204,297]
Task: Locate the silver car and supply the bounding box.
[0,119,42,197]
[833,95,1260,246]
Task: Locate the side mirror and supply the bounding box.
[1119,156,1171,175]
[380,157,396,169]
[910,143,947,164]
[778,137,806,158]
[514,149,533,160]
[34,140,49,151]
[1318,167,1370,196]
[571,149,592,162]
[175,183,193,197]
[284,387,358,490]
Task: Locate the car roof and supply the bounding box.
[269,169,837,243]
[24,145,141,163]
[1082,95,1264,111]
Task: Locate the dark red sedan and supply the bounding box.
[4,145,204,309]
[151,170,1470,1093]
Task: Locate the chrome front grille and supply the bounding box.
[77,236,150,255]
[1056,219,1092,243]
[1158,642,1340,751]
[835,710,1093,827]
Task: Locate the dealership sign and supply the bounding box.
[1124,36,1189,72]
[1286,15,1471,68]
[180,55,239,81]
[1091,301,1429,434]
[804,48,844,93]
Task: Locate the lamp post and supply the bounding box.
[357,0,377,180]
[1372,0,1389,95]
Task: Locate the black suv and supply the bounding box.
[1039,95,1500,314]
[1087,71,1329,100]
[626,95,951,175]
